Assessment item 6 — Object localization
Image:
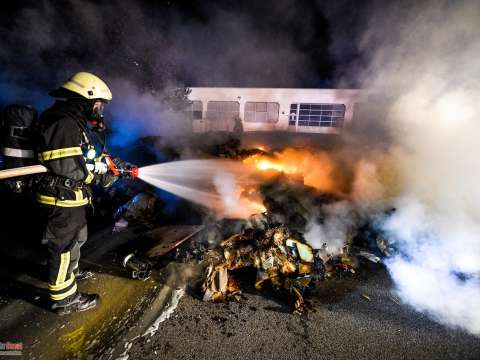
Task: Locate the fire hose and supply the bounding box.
[0,159,138,180]
[0,164,48,180]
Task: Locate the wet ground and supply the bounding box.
[124,263,480,360]
[0,200,179,360]
[1,217,479,359]
[0,271,162,359]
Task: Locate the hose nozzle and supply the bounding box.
[118,166,139,179]
[105,155,139,179]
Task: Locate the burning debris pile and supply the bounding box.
[192,143,395,313]
[114,139,394,313]
[150,144,388,312]
[198,178,391,313]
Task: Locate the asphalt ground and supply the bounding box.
[1,192,479,360]
[0,206,170,360]
[1,229,479,360]
[125,262,480,360]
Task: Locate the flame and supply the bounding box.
[230,147,398,218]
[257,159,297,173]
[243,148,337,193]
[247,199,267,213]
[244,154,298,174]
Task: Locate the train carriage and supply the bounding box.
[187,87,363,135]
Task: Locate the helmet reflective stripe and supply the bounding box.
[61,72,112,101]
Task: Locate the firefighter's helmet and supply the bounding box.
[59,72,112,102]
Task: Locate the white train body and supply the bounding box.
[187,87,363,134]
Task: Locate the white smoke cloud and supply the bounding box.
[359,0,480,335]
[304,200,357,254]
[213,170,243,216]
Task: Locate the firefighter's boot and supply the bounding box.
[51,292,100,315]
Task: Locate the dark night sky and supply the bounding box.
[0,0,392,144]
[0,0,372,96]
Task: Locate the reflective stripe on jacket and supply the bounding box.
[37,100,95,207]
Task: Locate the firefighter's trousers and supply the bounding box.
[41,205,87,304]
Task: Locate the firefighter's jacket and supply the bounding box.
[37,100,101,207]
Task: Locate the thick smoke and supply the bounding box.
[0,0,332,148]
[304,200,357,254]
[304,155,395,253]
[357,0,480,335]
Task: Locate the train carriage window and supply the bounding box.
[206,101,240,121]
[206,101,240,131]
[245,102,279,123]
[289,103,345,127]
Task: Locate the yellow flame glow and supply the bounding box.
[244,155,298,174]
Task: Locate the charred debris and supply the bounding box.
[197,176,391,314]
[109,135,393,314]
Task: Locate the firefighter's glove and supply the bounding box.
[86,161,108,175]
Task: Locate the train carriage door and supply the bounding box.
[288,103,299,131]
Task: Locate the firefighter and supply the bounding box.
[37,72,128,315]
